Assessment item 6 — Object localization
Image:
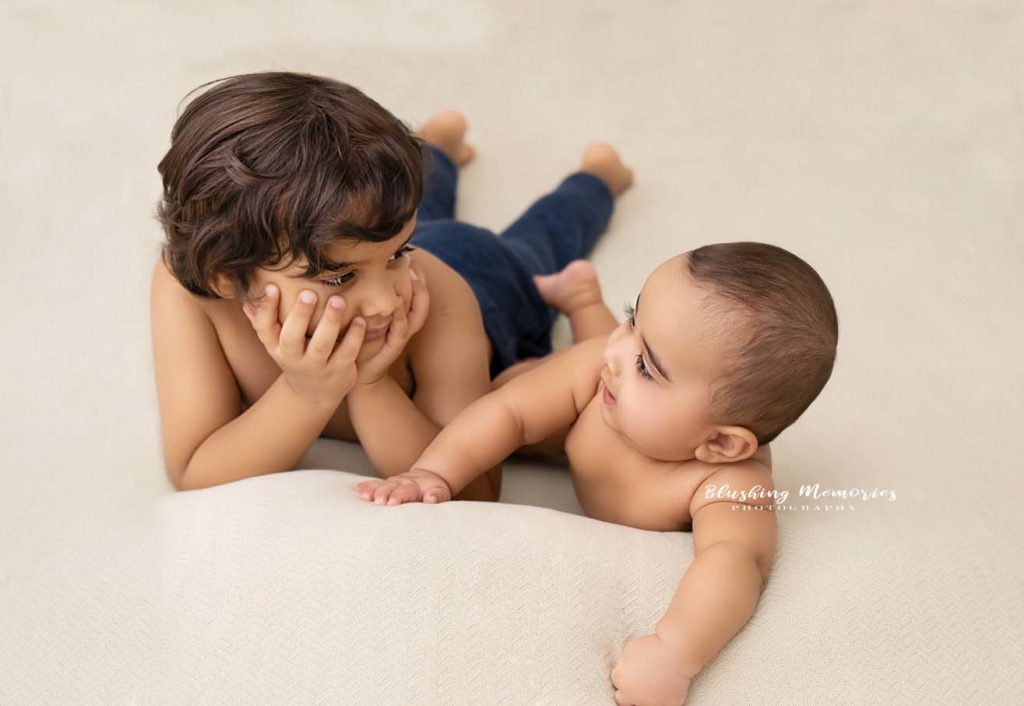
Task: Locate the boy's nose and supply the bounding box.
[361,288,398,321]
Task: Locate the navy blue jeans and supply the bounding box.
[411,146,614,378]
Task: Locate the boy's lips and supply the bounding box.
[363,324,389,341]
[305,321,390,342]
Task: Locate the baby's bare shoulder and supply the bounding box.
[683,456,775,519]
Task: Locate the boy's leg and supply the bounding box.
[417,146,458,221]
[494,143,632,355]
[534,260,619,343]
[417,110,475,222]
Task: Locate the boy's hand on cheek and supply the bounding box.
[355,468,452,506]
[355,268,430,386]
[242,285,365,407]
[611,633,695,706]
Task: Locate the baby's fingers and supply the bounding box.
[356,479,383,501]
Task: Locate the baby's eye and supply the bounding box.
[389,244,416,264]
[635,353,654,380]
[623,302,636,328]
[322,271,355,287]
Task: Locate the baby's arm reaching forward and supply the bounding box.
[356,336,605,504]
[611,463,777,705]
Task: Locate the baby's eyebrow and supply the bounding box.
[318,233,414,272]
[635,292,672,382]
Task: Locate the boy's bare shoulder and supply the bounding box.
[150,254,243,482]
[151,254,208,310]
[406,249,487,357]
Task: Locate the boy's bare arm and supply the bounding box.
[343,264,441,479]
[151,258,350,490]
[357,336,605,503]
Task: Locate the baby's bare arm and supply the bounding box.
[358,336,605,503]
[347,255,498,499]
[657,463,777,674]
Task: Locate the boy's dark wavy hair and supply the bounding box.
[687,242,839,446]
[155,71,424,302]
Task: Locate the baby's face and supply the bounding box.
[598,255,725,461]
[246,218,418,361]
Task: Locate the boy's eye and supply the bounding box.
[635,353,654,380]
[321,245,415,286]
[322,271,355,287]
[389,244,416,263]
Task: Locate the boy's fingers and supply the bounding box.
[409,279,430,330]
[386,297,409,342]
[331,317,366,365]
[254,286,279,337]
[280,290,316,357]
[307,295,347,361]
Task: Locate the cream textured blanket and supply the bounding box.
[2,0,1023,702]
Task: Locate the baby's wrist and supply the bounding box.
[654,621,705,678]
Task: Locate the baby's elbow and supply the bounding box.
[703,540,771,586]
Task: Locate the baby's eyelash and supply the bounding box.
[623,302,636,327]
[635,353,654,380]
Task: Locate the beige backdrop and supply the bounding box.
[1,1,1022,704]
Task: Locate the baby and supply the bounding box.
[356,242,839,705]
[150,71,632,494]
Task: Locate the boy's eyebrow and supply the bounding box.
[318,233,415,272]
[635,293,672,382]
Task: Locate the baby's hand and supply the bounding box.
[611,633,695,706]
[356,268,429,385]
[355,468,452,506]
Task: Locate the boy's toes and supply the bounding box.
[533,260,600,310]
[580,143,634,197]
[454,142,475,167]
[420,109,473,165]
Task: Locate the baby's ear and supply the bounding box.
[695,427,759,464]
[208,271,238,299]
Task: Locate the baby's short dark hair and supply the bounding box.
[686,242,838,446]
[156,71,424,300]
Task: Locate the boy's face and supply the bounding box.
[248,218,418,362]
[598,255,734,462]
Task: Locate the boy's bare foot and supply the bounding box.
[419,110,476,167]
[533,259,603,314]
[580,142,634,198]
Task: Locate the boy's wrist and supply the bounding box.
[279,375,345,415]
[351,373,394,395]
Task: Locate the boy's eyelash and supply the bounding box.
[321,245,416,287]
